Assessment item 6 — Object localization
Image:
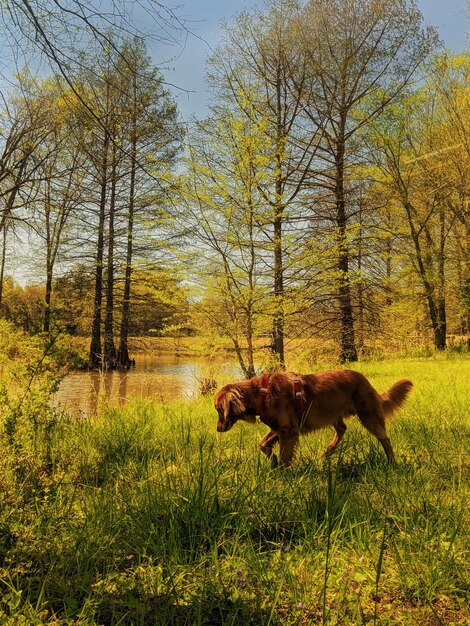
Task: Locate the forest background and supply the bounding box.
[1,0,469,374]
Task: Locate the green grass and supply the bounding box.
[0,357,469,625]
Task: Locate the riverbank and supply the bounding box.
[1,357,469,624]
[63,331,470,376]
[54,352,240,415]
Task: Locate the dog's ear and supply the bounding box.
[218,389,231,419]
[228,387,245,415]
[218,386,245,417]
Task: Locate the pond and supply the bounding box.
[55,353,238,416]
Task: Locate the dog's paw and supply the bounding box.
[270,454,279,469]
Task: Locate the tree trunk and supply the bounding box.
[385,207,393,308]
[435,204,447,350]
[385,236,393,307]
[356,194,365,352]
[117,89,136,370]
[89,128,109,369]
[245,324,256,378]
[272,75,285,369]
[336,130,357,363]
[245,197,256,378]
[116,196,133,368]
[0,223,7,310]
[43,182,53,334]
[463,250,470,350]
[44,267,53,333]
[435,299,446,351]
[464,277,470,350]
[404,201,446,351]
[463,228,470,349]
[273,212,285,368]
[103,140,117,367]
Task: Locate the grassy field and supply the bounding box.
[0,355,469,625]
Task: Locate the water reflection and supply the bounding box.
[55,354,233,416]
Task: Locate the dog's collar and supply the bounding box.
[291,374,305,420]
[260,372,270,396]
[257,372,305,424]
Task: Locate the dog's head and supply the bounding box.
[215,384,256,432]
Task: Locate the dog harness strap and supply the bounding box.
[290,373,305,422]
[258,372,271,423]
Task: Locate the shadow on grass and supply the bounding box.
[244,448,397,549]
[330,453,390,481]
[62,589,275,626]
[263,446,392,482]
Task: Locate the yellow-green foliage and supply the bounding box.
[0,347,469,624]
[0,320,64,465]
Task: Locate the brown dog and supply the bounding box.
[215,370,413,467]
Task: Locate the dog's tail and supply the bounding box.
[380,379,413,417]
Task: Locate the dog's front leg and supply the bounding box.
[278,429,299,468]
[259,430,279,468]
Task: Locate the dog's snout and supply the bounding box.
[217,417,232,432]
[216,408,225,432]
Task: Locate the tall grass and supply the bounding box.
[0,354,469,624]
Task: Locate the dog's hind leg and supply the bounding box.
[377,436,396,465]
[357,409,396,464]
[324,420,347,457]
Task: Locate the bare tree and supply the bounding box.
[182,103,271,378]
[0,88,54,307]
[1,1,187,87]
[114,39,182,369]
[205,0,324,368]
[296,0,438,361]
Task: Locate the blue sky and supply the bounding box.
[160,0,469,120]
